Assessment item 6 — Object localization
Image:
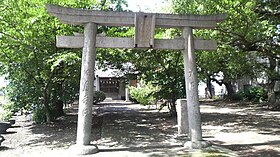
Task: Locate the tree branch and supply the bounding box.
[0,50,42,85]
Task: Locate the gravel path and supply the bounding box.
[0,101,279,156]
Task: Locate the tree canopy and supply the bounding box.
[0,0,279,122]
[0,0,129,122]
[172,0,279,100]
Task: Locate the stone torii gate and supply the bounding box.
[46,4,226,155]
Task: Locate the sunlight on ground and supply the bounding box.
[200,103,280,156]
[1,102,279,156]
[201,105,246,114]
[214,132,280,144]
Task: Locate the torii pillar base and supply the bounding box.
[69,144,98,155]
[184,140,212,149]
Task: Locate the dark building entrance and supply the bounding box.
[100,77,124,100]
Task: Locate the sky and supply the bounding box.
[0,76,7,88]
[126,0,170,13]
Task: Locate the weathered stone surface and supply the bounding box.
[95,75,100,91]
[134,13,155,48]
[56,36,217,50]
[184,140,212,149]
[125,87,129,102]
[46,4,227,28]
[183,27,202,142]
[176,99,189,136]
[68,144,99,155]
[76,22,97,145]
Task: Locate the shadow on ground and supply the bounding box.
[1,101,279,157]
[26,115,77,148]
[201,101,280,157]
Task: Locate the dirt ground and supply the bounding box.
[0,100,280,157]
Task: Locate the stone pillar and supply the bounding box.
[176,99,188,136]
[182,27,203,147]
[125,79,130,102]
[73,22,98,155]
[125,86,130,102]
[96,75,100,91]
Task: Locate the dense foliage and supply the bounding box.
[172,0,279,104]
[93,91,106,104]
[0,0,128,122]
[129,81,159,106]
[0,0,279,122]
[0,106,12,121]
[232,86,268,102]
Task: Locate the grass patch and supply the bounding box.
[187,146,238,157]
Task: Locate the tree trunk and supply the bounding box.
[169,101,177,117]
[206,76,213,99]
[55,82,64,117]
[44,103,51,123]
[224,81,235,97]
[43,90,52,123]
[267,80,276,107]
[166,101,177,117]
[55,100,64,117]
[267,57,278,109]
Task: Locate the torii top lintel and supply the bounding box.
[46,4,227,29]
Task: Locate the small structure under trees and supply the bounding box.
[46,4,226,155]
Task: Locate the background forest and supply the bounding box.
[0,0,279,122]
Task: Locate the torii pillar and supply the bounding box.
[46,4,226,155]
[76,22,97,145]
[183,27,203,148]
